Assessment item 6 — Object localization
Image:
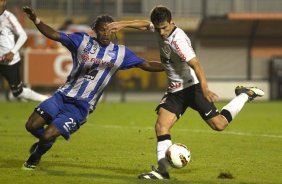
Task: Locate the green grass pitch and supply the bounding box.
[0,101,281,184]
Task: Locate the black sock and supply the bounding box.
[157,134,171,142]
[221,109,232,123]
[27,140,55,164]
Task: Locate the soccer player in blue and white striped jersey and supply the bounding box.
[21,6,164,170]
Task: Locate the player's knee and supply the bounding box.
[41,130,56,142]
[42,126,60,142]
[212,125,225,131]
[207,115,228,131]
[212,121,228,131]
[25,119,36,132]
[25,122,31,132]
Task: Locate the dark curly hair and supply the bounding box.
[91,15,114,31]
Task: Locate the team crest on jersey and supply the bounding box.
[107,50,117,60]
[90,42,99,54]
[162,43,171,58]
[83,41,99,54]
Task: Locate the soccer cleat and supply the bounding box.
[21,161,37,171]
[21,156,41,171]
[235,86,264,101]
[22,155,41,170]
[22,143,42,170]
[138,166,170,180]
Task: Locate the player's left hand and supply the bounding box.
[107,22,123,33]
[22,6,37,22]
[3,52,14,63]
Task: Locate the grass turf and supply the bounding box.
[0,101,281,184]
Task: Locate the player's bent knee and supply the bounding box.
[42,126,61,142]
[25,122,31,132]
[207,117,228,131]
[41,131,57,142]
[25,120,36,132]
[212,124,226,131]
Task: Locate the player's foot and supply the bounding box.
[138,166,170,179]
[235,86,264,101]
[21,156,41,171]
[22,144,42,171]
[21,161,37,171]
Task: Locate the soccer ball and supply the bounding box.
[165,143,191,168]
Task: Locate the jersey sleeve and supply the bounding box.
[59,32,84,51]
[119,47,145,70]
[172,36,196,62]
[8,13,25,36]
[8,13,27,54]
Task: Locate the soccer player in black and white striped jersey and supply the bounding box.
[108,5,265,180]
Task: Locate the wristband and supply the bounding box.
[35,17,41,25]
[149,22,155,32]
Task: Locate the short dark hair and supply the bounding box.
[91,15,114,31]
[150,6,172,26]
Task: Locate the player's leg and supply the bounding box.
[19,87,49,102]
[23,116,69,170]
[2,62,48,102]
[138,108,175,179]
[187,84,227,131]
[205,86,265,130]
[139,92,185,180]
[25,110,48,138]
[23,93,61,170]
[27,107,89,163]
[25,93,61,139]
[23,95,89,170]
[155,108,177,174]
[23,124,59,170]
[0,63,24,97]
[205,92,249,130]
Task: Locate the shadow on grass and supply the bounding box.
[0,158,256,184]
[1,158,133,182]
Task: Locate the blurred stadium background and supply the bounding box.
[1,0,282,102]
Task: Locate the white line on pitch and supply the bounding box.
[90,124,282,139]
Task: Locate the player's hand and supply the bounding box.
[107,22,123,33]
[2,52,14,63]
[22,6,37,22]
[203,89,218,103]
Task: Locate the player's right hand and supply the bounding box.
[22,6,37,22]
[204,89,218,103]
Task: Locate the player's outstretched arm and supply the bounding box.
[107,20,152,33]
[137,60,164,72]
[22,6,60,41]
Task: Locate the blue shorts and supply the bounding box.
[35,91,90,140]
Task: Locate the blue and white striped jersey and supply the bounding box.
[57,32,144,111]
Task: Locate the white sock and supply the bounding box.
[157,139,172,173]
[18,87,49,102]
[222,93,249,120]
